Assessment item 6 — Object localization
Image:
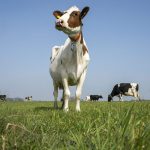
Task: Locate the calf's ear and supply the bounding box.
[53,10,63,19]
[80,6,90,19]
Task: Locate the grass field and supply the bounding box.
[0,101,150,150]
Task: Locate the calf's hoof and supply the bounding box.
[76,107,81,112]
[63,107,69,112]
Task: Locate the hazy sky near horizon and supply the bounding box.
[0,0,150,100]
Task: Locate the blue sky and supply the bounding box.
[0,0,150,100]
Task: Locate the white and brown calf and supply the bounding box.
[50,6,90,111]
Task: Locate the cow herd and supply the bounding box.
[86,83,140,102]
[0,6,142,109]
[0,6,142,113]
[0,95,33,101]
[49,6,141,112]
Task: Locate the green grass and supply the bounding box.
[0,101,150,150]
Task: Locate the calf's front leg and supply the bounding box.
[75,69,87,112]
[62,78,70,112]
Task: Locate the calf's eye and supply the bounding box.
[74,13,78,16]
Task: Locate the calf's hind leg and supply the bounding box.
[61,90,65,109]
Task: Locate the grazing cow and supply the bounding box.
[108,83,140,102]
[50,6,90,112]
[0,95,6,101]
[86,95,103,101]
[25,96,32,101]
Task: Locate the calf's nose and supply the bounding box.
[56,20,64,26]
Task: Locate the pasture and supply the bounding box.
[0,101,150,149]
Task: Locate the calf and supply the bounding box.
[108,83,140,102]
[0,95,6,101]
[86,95,103,101]
[25,96,32,101]
[50,6,90,111]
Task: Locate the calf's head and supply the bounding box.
[53,6,89,36]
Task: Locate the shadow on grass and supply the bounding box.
[34,106,63,111]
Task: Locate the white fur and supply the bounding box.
[50,38,90,111]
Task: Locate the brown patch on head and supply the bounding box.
[67,11,82,28]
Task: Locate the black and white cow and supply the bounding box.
[86,95,103,101]
[0,95,6,101]
[108,83,140,102]
[25,96,32,101]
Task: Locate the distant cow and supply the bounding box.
[0,95,6,101]
[86,95,103,101]
[108,83,140,102]
[25,96,32,101]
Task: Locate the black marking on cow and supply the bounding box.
[136,84,139,91]
[0,95,6,101]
